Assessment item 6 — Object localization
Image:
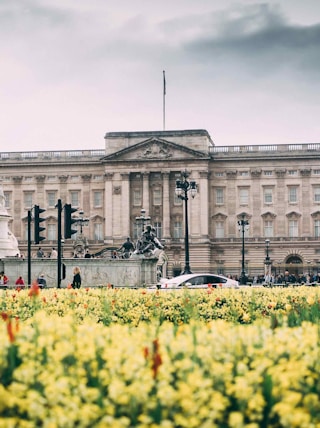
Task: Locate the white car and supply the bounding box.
[157,273,239,290]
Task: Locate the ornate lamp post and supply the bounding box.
[135,208,151,236]
[75,210,90,234]
[264,239,272,282]
[238,213,249,285]
[175,170,197,275]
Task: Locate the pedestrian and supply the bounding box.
[118,237,135,258]
[37,273,47,289]
[15,276,25,287]
[72,266,81,289]
[37,247,44,258]
[0,271,8,285]
[51,247,58,259]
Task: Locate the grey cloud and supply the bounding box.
[181,5,320,76]
[0,0,73,33]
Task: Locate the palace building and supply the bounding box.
[1,129,320,279]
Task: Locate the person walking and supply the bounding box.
[72,266,81,289]
[51,248,58,259]
[37,247,44,258]
[118,237,135,258]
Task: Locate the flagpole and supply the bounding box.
[163,70,166,131]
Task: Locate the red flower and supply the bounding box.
[1,312,18,343]
[151,338,162,379]
[28,282,40,297]
[1,312,9,322]
[143,346,149,359]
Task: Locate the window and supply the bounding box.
[94,223,103,240]
[133,223,141,240]
[47,223,56,241]
[215,221,224,238]
[314,187,320,203]
[153,188,162,206]
[215,188,224,205]
[4,192,11,209]
[239,171,249,176]
[153,221,162,239]
[47,191,56,208]
[288,170,297,176]
[70,191,80,207]
[288,187,298,203]
[215,172,224,177]
[133,189,142,206]
[24,223,29,240]
[239,188,249,205]
[264,220,274,237]
[174,193,182,205]
[93,175,103,181]
[315,220,320,238]
[24,192,33,208]
[93,191,103,207]
[264,188,273,204]
[289,220,298,237]
[264,171,272,176]
[173,221,183,238]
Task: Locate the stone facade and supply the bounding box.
[1,130,320,279]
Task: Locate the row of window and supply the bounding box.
[22,217,320,241]
[214,220,320,238]
[214,186,320,205]
[4,190,183,209]
[22,221,182,242]
[4,191,104,209]
[214,169,320,177]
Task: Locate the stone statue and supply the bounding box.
[133,225,164,256]
[0,182,20,257]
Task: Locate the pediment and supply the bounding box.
[101,137,208,162]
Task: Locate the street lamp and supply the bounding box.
[175,170,197,275]
[264,239,272,282]
[135,208,151,236]
[75,210,90,234]
[238,213,249,285]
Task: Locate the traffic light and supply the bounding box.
[62,263,66,280]
[34,205,46,244]
[64,204,78,239]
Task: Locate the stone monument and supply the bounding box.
[0,182,20,258]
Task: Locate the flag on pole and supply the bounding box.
[163,70,166,96]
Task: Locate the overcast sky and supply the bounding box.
[1,0,320,152]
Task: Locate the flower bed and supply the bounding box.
[0,286,319,427]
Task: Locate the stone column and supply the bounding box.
[300,168,311,236]
[58,175,69,204]
[81,174,92,213]
[198,171,209,238]
[35,175,46,206]
[275,169,286,235]
[104,173,114,243]
[121,173,130,237]
[142,172,150,215]
[162,172,170,239]
[12,176,23,239]
[250,169,262,237]
[81,174,92,239]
